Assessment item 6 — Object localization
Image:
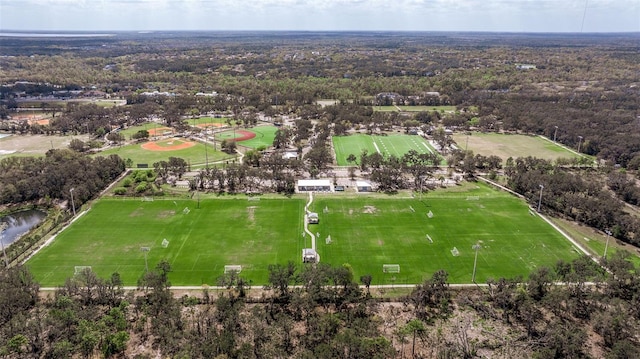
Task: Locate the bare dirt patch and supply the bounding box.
[157,210,176,218]
[227,130,256,142]
[147,127,174,136]
[141,139,196,152]
[247,206,257,222]
[0,134,89,155]
[363,205,378,214]
[129,208,144,217]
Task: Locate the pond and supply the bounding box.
[1,209,47,247]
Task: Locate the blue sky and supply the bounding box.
[1,0,639,32]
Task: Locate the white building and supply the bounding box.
[297,179,332,192]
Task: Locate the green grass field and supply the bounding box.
[26,183,582,286]
[27,197,306,286]
[452,132,584,162]
[333,134,439,166]
[311,183,581,285]
[118,123,169,139]
[97,139,236,167]
[237,126,278,149]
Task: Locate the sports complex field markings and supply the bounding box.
[171,229,193,267]
[372,140,382,154]
[384,137,401,156]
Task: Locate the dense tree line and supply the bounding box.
[2,251,639,358]
[0,149,125,207]
[504,156,640,246]
[2,33,638,168]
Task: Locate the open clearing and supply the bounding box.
[27,197,305,286]
[333,134,439,166]
[452,132,583,161]
[98,139,235,167]
[312,182,581,285]
[27,183,580,286]
[373,105,458,113]
[0,134,90,157]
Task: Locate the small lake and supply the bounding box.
[1,209,47,246]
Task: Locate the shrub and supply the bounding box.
[135,182,149,193]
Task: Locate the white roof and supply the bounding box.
[297,179,331,186]
[356,181,371,187]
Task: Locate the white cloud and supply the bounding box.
[1,0,638,31]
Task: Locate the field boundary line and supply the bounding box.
[21,209,90,265]
[478,176,602,267]
[372,140,381,154]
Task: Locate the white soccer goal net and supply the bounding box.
[74,266,92,275]
[382,264,400,273]
[451,247,460,256]
[161,239,170,248]
[224,265,242,274]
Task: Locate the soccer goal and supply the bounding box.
[142,196,154,202]
[161,239,170,248]
[326,235,332,245]
[74,266,92,275]
[451,247,460,256]
[183,207,190,214]
[224,265,242,274]
[427,210,434,218]
[383,264,400,273]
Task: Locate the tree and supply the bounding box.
[131,129,150,141]
[267,261,297,300]
[69,138,87,152]
[106,132,125,144]
[360,274,372,296]
[346,153,357,165]
[273,128,291,149]
[402,319,426,358]
[221,139,237,154]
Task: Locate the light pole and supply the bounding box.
[472,242,481,283]
[553,126,558,142]
[70,188,76,216]
[537,184,544,212]
[577,136,583,153]
[603,229,612,259]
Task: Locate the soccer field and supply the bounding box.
[333,134,438,166]
[27,183,582,286]
[27,197,306,286]
[310,183,581,285]
[452,132,584,162]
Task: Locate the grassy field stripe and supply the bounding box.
[422,142,433,154]
[372,140,381,154]
[171,229,193,266]
[385,137,401,157]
